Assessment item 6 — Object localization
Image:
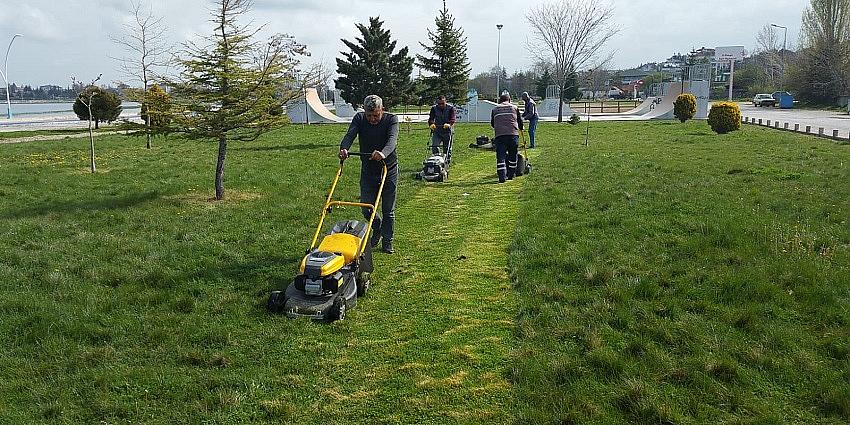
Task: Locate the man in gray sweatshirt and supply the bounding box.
[338,95,398,254]
[521,92,539,148]
[490,94,524,183]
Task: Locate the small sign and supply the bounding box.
[715,46,745,62]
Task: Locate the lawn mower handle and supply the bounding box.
[340,151,383,164]
[311,155,388,257]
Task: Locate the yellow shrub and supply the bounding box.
[673,93,696,122]
[707,102,742,134]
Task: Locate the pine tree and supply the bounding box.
[171,0,307,200]
[73,86,123,129]
[335,17,414,109]
[139,84,172,129]
[535,68,552,99]
[416,1,471,104]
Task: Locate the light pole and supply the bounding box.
[496,24,503,99]
[1,34,23,119]
[770,23,787,91]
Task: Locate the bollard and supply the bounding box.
[834,129,839,138]
[767,120,772,126]
[795,124,800,131]
[759,119,763,125]
[806,125,811,133]
[784,123,789,130]
[819,127,824,136]
[751,118,756,123]
[775,122,780,128]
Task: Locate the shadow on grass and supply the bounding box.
[230,143,327,152]
[1,191,162,219]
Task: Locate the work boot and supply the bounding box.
[370,231,382,248]
[381,241,395,254]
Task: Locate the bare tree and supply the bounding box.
[793,0,850,103]
[526,0,618,122]
[72,74,103,173]
[111,0,170,149]
[755,24,782,88]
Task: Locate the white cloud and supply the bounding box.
[0,0,812,86]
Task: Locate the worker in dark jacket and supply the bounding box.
[339,95,398,254]
[521,92,539,148]
[428,95,456,155]
[490,94,524,183]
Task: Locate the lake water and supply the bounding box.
[2,102,140,118]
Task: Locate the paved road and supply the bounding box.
[737,103,850,137]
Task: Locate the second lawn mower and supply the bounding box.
[414,131,453,182]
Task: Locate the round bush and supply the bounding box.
[673,93,696,122]
[707,102,742,134]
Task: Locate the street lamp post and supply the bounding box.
[1,34,23,119]
[770,24,787,92]
[496,24,503,99]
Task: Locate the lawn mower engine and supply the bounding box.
[268,220,371,321]
[416,154,448,182]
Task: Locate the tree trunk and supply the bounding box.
[95,119,100,130]
[215,136,227,200]
[557,83,565,123]
[146,114,152,149]
[89,118,96,173]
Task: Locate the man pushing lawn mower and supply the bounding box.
[339,94,398,254]
[415,95,455,182]
[490,93,524,183]
[428,95,455,155]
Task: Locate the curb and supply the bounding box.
[741,116,850,144]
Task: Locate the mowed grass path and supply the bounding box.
[0,124,519,423]
[510,121,850,423]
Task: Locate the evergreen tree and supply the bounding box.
[535,68,552,99]
[564,68,581,101]
[139,84,172,130]
[171,0,307,200]
[73,86,123,129]
[335,17,414,109]
[416,1,471,104]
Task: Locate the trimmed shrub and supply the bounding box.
[568,113,581,125]
[707,102,742,134]
[673,93,696,122]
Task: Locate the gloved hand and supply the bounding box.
[430,124,437,130]
[443,124,451,129]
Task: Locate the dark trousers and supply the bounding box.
[431,131,452,155]
[494,135,519,182]
[360,162,398,244]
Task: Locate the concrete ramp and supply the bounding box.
[538,98,576,118]
[568,81,709,121]
[287,88,346,124]
[456,99,499,123]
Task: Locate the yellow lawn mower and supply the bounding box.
[267,153,387,321]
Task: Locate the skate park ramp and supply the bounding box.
[287,88,346,124]
[456,98,499,123]
[561,81,709,122]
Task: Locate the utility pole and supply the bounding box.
[771,23,787,91]
[1,34,23,119]
[496,24,503,99]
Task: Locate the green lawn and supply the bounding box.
[510,121,850,423]
[0,121,848,423]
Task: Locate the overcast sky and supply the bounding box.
[0,0,809,88]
